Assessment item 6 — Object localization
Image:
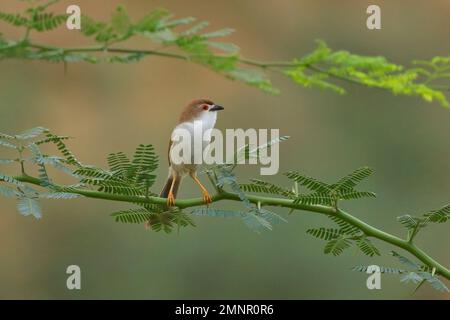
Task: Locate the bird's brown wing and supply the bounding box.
[167,139,173,166]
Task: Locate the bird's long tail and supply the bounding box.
[160,175,181,199]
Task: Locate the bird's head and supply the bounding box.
[179,98,224,124]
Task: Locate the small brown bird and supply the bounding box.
[160,99,224,207]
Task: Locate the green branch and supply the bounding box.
[13,173,450,281]
[25,42,381,89]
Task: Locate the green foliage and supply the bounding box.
[306,227,343,241]
[191,207,286,233]
[0,6,66,31]
[130,144,158,190]
[215,166,251,208]
[391,251,422,270]
[355,238,380,257]
[111,208,195,233]
[40,142,154,201]
[0,139,18,149]
[40,132,81,165]
[391,251,449,293]
[75,144,158,197]
[307,216,379,257]
[74,4,277,93]
[0,185,20,198]
[328,215,360,235]
[0,173,22,186]
[285,40,449,106]
[352,265,404,274]
[324,236,352,256]
[0,126,177,231]
[29,12,67,32]
[17,196,42,219]
[1,126,47,140]
[0,1,448,105]
[1,125,449,293]
[0,1,448,294]
[352,251,449,293]
[333,167,374,190]
[240,179,296,199]
[40,192,81,199]
[397,204,450,241]
[0,11,28,27]
[0,127,81,219]
[238,163,379,252]
[111,208,152,224]
[201,137,291,232]
[284,171,331,194]
[191,208,243,218]
[212,167,285,233]
[424,204,450,223]
[284,166,376,207]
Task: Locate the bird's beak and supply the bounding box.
[209,104,224,112]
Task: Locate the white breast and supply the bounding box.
[169,111,217,168]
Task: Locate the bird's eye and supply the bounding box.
[202,105,209,110]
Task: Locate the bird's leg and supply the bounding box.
[190,172,212,205]
[167,173,177,207]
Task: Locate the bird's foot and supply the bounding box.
[167,192,175,207]
[202,190,212,205]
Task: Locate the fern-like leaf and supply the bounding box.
[241,135,290,162]
[324,236,352,256]
[240,179,296,199]
[43,132,81,165]
[0,11,28,27]
[97,181,144,196]
[30,13,67,31]
[328,215,361,235]
[306,227,342,240]
[423,204,450,223]
[400,272,423,284]
[14,127,48,140]
[356,238,380,257]
[0,139,17,149]
[28,143,51,186]
[338,190,376,200]
[257,208,287,225]
[17,197,42,219]
[0,159,14,164]
[284,171,331,193]
[241,211,272,232]
[0,173,23,186]
[333,167,373,191]
[416,272,450,293]
[215,166,252,208]
[391,251,421,271]
[397,214,422,230]
[352,265,405,274]
[40,192,82,199]
[111,208,152,223]
[130,144,158,189]
[294,193,334,206]
[107,152,132,176]
[191,208,242,218]
[0,185,20,198]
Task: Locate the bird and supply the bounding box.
[160,98,224,207]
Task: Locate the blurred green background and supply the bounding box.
[0,0,449,299]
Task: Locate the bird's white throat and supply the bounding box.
[174,110,217,137]
[196,110,217,131]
